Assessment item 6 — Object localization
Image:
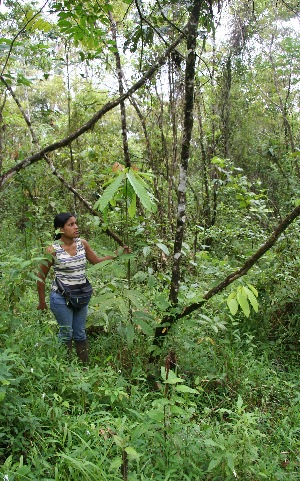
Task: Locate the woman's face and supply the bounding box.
[61,216,79,238]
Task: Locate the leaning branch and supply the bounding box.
[151,203,300,352]
[0,30,185,190]
[182,202,300,317]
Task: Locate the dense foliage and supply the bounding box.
[0,0,299,479]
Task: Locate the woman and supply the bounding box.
[37,212,130,363]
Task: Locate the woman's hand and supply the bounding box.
[37,301,48,310]
[82,239,132,264]
[115,245,131,257]
[122,245,131,255]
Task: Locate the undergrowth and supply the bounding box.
[1,288,300,481]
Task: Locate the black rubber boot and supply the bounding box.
[75,340,89,364]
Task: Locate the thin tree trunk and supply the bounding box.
[220,55,232,158]
[169,0,202,304]
[65,44,78,212]
[109,12,132,320]
[168,57,180,232]
[154,83,169,237]
[109,12,131,169]
[0,93,7,174]
[269,34,295,153]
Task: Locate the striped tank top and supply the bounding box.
[51,238,87,291]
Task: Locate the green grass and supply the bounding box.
[1,281,300,480]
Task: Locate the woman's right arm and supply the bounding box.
[37,247,54,310]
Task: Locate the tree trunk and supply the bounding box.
[0,93,6,174]
[109,12,131,169]
[220,55,232,158]
[169,0,203,304]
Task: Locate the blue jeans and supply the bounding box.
[50,291,88,342]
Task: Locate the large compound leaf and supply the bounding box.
[237,287,250,317]
[94,171,126,212]
[126,169,157,212]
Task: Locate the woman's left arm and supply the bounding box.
[82,239,131,265]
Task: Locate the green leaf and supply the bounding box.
[58,20,73,28]
[227,297,239,315]
[17,74,32,86]
[133,309,155,321]
[156,242,170,255]
[33,18,52,32]
[247,283,258,297]
[211,156,225,167]
[244,286,259,312]
[128,192,136,218]
[170,404,187,415]
[0,38,12,45]
[109,456,123,471]
[125,324,135,346]
[126,169,156,212]
[102,3,114,13]
[132,318,153,336]
[94,171,126,211]
[147,408,165,422]
[226,452,235,472]
[174,384,199,394]
[116,298,129,318]
[236,394,244,410]
[237,288,250,317]
[123,289,143,307]
[204,439,222,448]
[207,456,223,471]
[124,446,140,460]
[161,367,184,384]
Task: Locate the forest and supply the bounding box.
[0,0,300,479]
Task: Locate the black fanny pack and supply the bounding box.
[55,277,93,309]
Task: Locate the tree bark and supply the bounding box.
[169,0,203,304]
[0,93,7,174]
[109,12,131,168]
[220,55,232,158]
